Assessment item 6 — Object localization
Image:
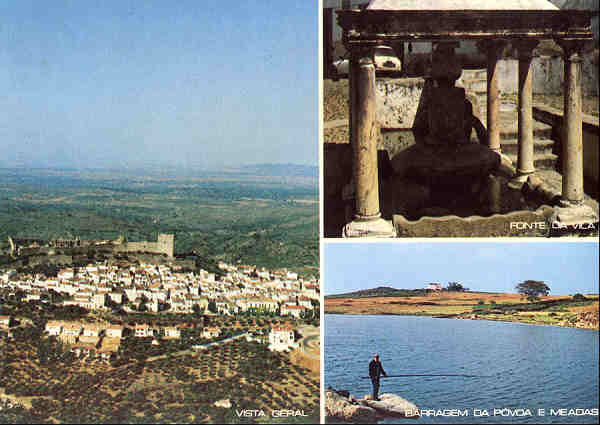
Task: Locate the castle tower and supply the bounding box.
[157,234,174,257]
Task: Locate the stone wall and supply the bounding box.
[8,234,175,259]
[374,76,483,158]
[376,77,425,129]
[376,55,598,99]
[497,56,598,96]
[115,234,174,257]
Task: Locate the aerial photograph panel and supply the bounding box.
[0,1,319,423]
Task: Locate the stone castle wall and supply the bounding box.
[8,234,174,258]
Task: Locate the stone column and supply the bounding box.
[487,175,502,214]
[510,39,539,188]
[343,48,395,237]
[352,52,380,220]
[557,39,585,205]
[549,39,597,229]
[478,40,507,153]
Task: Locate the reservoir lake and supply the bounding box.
[325,315,599,424]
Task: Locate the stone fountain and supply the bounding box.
[392,42,499,191]
[333,0,597,238]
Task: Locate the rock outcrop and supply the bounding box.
[325,389,378,423]
[363,393,420,418]
[326,388,420,423]
[561,311,599,329]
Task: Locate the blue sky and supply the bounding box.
[0,1,317,170]
[324,242,599,296]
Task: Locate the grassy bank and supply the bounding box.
[325,291,599,330]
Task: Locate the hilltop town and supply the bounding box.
[0,254,319,355]
[0,244,320,423]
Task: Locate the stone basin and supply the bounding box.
[391,142,501,185]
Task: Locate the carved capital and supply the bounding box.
[556,39,586,62]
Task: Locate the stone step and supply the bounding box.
[500,138,555,155]
[499,120,553,140]
[462,78,487,92]
[460,69,487,80]
[505,152,559,169]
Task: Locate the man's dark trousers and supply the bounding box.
[371,376,380,400]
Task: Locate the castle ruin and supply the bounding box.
[8,234,174,258]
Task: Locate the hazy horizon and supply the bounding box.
[0,161,318,173]
[1,1,317,170]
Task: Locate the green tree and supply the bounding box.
[446,282,465,292]
[192,303,204,316]
[207,300,217,314]
[515,280,550,302]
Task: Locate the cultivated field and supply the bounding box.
[0,329,319,423]
[325,291,599,329]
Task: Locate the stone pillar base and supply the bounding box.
[342,218,396,238]
[496,153,516,179]
[550,204,598,233]
[507,172,533,190]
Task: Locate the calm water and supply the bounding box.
[325,315,599,424]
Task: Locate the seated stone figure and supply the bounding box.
[391,42,498,184]
[413,42,486,146]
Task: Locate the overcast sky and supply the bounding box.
[324,241,599,296]
[0,1,317,170]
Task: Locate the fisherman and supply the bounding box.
[369,354,387,401]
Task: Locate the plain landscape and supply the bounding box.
[0,165,318,276]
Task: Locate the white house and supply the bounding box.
[268,327,297,352]
[134,323,153,338]
[45,320,63,335]
[105,325,124,339]
[108,292,123,304]
[82,324,103,338]
[58,268,74,280]
[202,327,221,339]
[0,316,12,329]
[281,304,307,318]
[62,322,82,337]
[298,296,314,310]
[163,326,181,339]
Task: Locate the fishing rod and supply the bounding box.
[361,374,492,379]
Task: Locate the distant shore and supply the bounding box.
[324,292,599,330]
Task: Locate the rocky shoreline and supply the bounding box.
[437,310,599,330]
[325,388,419,423]
[325,310,599,331]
